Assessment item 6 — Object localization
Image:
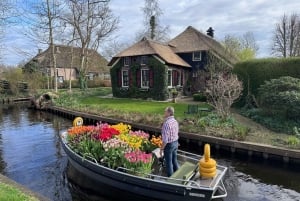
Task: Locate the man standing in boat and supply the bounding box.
[160,106,180,177]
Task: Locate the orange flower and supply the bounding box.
[150,135,162,148]
[67,125,95,136]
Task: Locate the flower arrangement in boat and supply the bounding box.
[66,122,162,176]
[124,150,153,175]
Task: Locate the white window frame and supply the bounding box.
[104,72,110,80]
[167,69,172,88]
[88,72,94,80]
[141,56,147,65]
[124,57,130,66]
[141,68,149,88]
[122,70,129,87]
[192,51,201,61]
[57,76,64,83]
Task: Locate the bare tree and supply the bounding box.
[66,27,77,92]
[206,73,243,119]
[272,13,300,57]
[62,0,118,89]
[136,0,169,42]
[222,32,259,61]
[19,0,63,92]
[46,0,59,92]
[241,31,259,53]
[223,35,241,57]
[101,40,130,60]
[0,0,14,62]
[0,0,13,23]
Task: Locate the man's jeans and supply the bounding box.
[164,140,179,177]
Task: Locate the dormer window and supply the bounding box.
[193,51,201,61]
[124,57,130,66]
[141,56,148,65]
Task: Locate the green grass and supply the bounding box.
[79,97,209,119]
[0,183,38,201]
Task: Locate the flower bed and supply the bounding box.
[66,122,162,176]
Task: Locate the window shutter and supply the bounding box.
[149,69,154,88]
[181,70,184,86]
[172,70,177,86]
[118,70,122,87]
[136,69,141,88]
[129,69,132,87]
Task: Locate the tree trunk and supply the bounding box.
[47,0,57,92]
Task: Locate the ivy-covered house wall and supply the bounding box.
[110,56,169,100]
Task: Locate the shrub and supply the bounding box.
[206,73,243,119]
[197,113,249,140]
[233,57,300,106]
[287,136,300,147]
[258,76,300,119]
[240,108,300,134]
[193,93,207,102]
[87,78,112,88]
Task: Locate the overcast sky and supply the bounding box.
[2,0,300,66]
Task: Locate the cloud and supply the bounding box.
[1,0,300,65]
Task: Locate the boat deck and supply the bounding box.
[150,149,226,190]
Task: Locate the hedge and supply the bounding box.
[233,57,300,106]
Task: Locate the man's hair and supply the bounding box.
[165,106,174,116]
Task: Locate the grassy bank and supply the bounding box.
[0,182,38,201]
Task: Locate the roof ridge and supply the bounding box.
[141,37,168,46]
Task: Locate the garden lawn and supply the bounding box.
[79,97,209,119]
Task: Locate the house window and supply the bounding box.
[141,56,148,65]
[193,51,201,61]
[122,70,129,87]
[141,69,149,88]
[88,72,94,80]
[57,76,64,83]
[167,69,172,88]
[124,57,130,66]
[104,72,110,80]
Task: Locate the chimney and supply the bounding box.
[206,27,214,38]
[38,49,42,54]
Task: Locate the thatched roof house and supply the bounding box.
[109,26,236,100]
[25,45,109,82]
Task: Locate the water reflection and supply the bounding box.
[0,103,72,201]
[0,103,299,201]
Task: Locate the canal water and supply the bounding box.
[0,103,299,201]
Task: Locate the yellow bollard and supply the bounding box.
[199,144,217,179]
[73,117,83,127]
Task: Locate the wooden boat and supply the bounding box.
[61,131,227,201]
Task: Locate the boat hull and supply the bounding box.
[62,141,215,201]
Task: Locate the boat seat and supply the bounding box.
[168,161,198,185]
